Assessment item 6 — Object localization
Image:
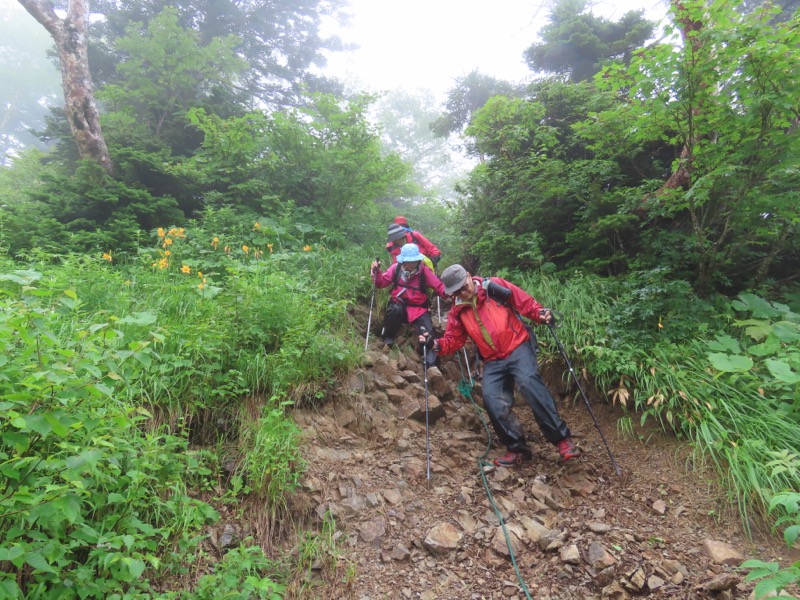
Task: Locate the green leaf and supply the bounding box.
[196,285,222,299]
[0,270,43,285]
[773,321,800,343]
[765,360,800,385]
[0,546,25,563]
[747,334,781,357]
[118,311,158,326]
[753,571,798,598]
[52,495,82,525]
[123,557,146,579]
[25,551,57,574]
[0,580,21,597]
[785,525,800,547]
[708,352,753,373]
[707,334,741,353]
[65,449,103,471]
[23,415,52,437]
[734,293,779,318]
[42,412,70,437]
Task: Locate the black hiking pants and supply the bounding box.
[482,342,570,453]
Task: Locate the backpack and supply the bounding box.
[391,264,431,308]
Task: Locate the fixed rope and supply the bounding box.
[456,354,534,600]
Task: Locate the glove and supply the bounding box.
[419,328,436,350]
[432,256,440,269]
[539,308,556,326]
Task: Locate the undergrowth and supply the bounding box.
[516,271,800,536]
[0,222,367,597]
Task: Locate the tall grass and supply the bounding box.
[0,225,374,596]
[515,271,800,534]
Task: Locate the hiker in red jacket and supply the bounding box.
[386,218,441,268]
[371,244,446,367]
[419,264,578,466]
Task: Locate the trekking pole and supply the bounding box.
[435,265,442,326]
[462,348,473,386]
[364,258,379,352]
[546,313,622,476]
[420,326,432,487]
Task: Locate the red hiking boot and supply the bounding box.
[557,437,579,461]
[493,450,532,467]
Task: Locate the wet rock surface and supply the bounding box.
[292,342,799,599]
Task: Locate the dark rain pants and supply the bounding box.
[381,301,438,367]
[481,341,570,453]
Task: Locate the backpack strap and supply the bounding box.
[391,265,430,307]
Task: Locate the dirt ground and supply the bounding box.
[286,333,799,600]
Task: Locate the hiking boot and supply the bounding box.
[493,450,532,467]
[557,437,579,461]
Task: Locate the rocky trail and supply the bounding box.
[286,325,799,600]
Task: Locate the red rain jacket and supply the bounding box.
[385,230,441,264]
[437,277,546,361]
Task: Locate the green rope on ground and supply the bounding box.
[456,370,534,600]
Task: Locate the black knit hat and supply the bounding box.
[387,223,407,242]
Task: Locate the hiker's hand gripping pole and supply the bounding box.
[545,311,622,476]
[365,258,380,352]
[420,327,432,485]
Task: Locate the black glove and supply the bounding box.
[539,308,557,326]
[432,256,440,269]
[419,327,436,350]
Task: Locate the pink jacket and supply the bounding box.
[372,263,446,323]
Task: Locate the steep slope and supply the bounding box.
[291,340,799,599]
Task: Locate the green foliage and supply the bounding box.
[595,0,800,293]
[0,266,219,598]
[524,0,656,82]
[90,0,347,108]
[512,273,800,534]
[741,492,800,599]
[188,545,286,599]
[178,94,411,238]
[238,402,304,502]
[453,81,626,275]
[431,70,521,143]
[0,222,370,595]
[100,7,248,154]
[605,268,718,345]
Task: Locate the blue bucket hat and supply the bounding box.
[397,243,425,263]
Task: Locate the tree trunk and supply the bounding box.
[18,0,113,175]
[654,0,704,196]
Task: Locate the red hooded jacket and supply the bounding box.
[386,230,441,264]
[437,276,546,361]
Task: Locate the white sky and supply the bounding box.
[321,0,670,99]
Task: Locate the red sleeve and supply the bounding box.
[494,277,546,323]
[437,309,468,356]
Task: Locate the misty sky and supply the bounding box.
[320,0,670,98]
[3,0,670,104]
